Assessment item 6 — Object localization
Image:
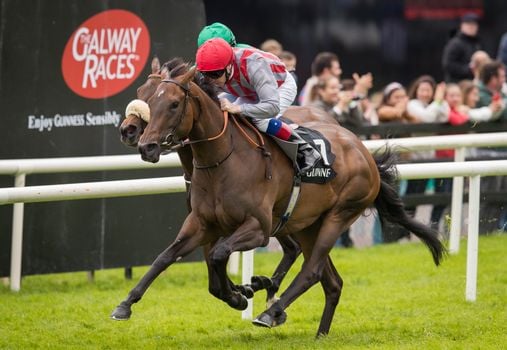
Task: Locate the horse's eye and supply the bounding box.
[170,101,179,110]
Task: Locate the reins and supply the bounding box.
[230,115,272,179]
[185,110,229,146]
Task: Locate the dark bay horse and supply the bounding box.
[120,57,304,304]
[111,65,445,336]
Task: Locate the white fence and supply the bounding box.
[1,133,507,316]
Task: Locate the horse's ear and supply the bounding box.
[181,65,196,85]
[160,65,169,80]
[151,56,161,74]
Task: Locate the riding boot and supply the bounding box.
[288,130,321,174]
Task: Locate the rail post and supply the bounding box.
[466,175,481,302]
[449,147,465,254]
[10,173,26,292]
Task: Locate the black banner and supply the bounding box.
[0,0,205,276]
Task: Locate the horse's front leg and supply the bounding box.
[203,242,255,302]
[111,214,204,320]
[208,216,268,311]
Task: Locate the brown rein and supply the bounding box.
[230,115,265,149]
[183,110,229,146]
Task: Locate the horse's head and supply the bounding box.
[120,57,163,146]
[120,114,147,146]
[120,57,187,147]
[138,66,197,163]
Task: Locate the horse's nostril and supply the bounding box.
[126,125,138,137]
[138,142,161,162]
[121,125,137,138]
[146,143,158,152]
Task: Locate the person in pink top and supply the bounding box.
[195,38,321,174]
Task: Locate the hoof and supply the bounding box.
[228,294,248,311]
[252,313,273,328]
[110,302,132,321]
[252,311,287,328]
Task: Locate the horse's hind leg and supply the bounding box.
[236,234,301,305]
[264,235,301,306]
[253,211,357,336]
[317,256,343,336]
[111,215,204,320]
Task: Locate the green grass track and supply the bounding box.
[1,234,506,349]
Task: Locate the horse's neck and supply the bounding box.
[189,87,233,167]
[176,146,193,177]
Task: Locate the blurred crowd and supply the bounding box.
[260,13,507,134]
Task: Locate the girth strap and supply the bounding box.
[271,174,302,236]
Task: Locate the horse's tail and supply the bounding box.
[372,146,447,266]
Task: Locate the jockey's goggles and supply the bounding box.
[202,69,225,80]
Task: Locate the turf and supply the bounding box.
[1,234,506,349]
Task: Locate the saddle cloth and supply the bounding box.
[275,118,337,184]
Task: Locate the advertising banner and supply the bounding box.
[0,0,205,276]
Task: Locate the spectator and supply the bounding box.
[279,50,299,91]
[343,75,375,127]
[299,52,342,106]
[477,60,507,121]
[442,84,469,126]
[406,75,447,125]
[260,38,283,57]
[377,82,415,123]
[459,80,502,121]
[470,50,491,84]
[442,12,481,82]
[309,76,365,130]
[352,72,374,108]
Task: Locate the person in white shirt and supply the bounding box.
[406,75,448,125]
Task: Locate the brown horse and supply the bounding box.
[112,66,445,336]
[120,57,304,304]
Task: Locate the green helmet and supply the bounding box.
[197,22,237,48]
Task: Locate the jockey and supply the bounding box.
[195,37,321,174]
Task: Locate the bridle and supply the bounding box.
[158,79,231,168]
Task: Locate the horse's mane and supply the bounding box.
[161,57,186,73]
[194,73,220,104]
[166,61,220,104]
[168,61,189,78]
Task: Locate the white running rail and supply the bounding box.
[1,133,506,310]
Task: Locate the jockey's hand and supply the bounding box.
[220,98,242,114]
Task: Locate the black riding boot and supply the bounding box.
[288,131,321,174]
